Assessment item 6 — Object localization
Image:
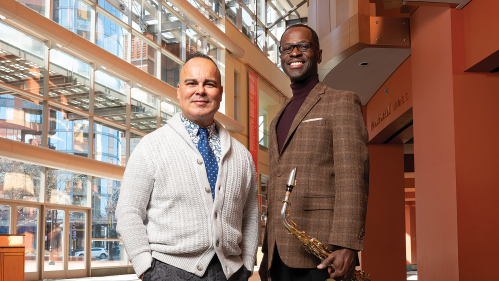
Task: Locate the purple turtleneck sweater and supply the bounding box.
[277,74,320,152]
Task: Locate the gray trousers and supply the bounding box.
[143,256,252,281]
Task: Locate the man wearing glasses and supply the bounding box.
[259,25,369,281]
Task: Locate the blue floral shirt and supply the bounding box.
[181,113,221,165]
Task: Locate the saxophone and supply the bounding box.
[281,168,371,281]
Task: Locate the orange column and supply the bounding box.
[411,4,499,280]
[362,144,406,281]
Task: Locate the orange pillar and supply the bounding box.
[362,144,406,281]
[411,4,499,280]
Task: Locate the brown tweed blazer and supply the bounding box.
[263,82,369,269]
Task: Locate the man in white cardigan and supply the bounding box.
[116,53,259,281]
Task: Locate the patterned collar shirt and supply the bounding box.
[180,113,221,165]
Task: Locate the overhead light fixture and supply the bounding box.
[0,14,6,20]
[101,65,107,70]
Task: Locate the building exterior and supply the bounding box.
[0,0,498,280]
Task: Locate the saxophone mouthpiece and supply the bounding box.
[287,168,297,187]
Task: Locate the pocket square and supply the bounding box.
[302,118,323,123]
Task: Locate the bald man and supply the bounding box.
[117,53,258,281]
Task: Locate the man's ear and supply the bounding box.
[177,83,181,100]
[318,48,323,64]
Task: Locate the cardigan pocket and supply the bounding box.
[302,196,334,211]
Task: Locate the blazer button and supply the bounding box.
[214,212,218,219]
[197,265,203,271]
[216,241,219,247]
[205,187,211,193]
[197,159,203,165]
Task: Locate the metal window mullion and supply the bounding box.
[39,204,46,279]
[45,0,52,19]
[64,210,69,273]
[125,82,131,163]
[181,21,187,61]
[86,189,92,276]
[88,65,95,160]
[236,0,242,30]
[156,97,161,129]
[41,42,51,148]
[202,37,207,54]
[90,2,97,44]
[157,0,163,47]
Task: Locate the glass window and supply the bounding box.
[0,159,42,202]
[132,0,159,42]
[161,7,182,59]
[90,240,126,267]
[131,88,158,133]
[93,122,125,166]
[16,0,45,15]
[92,178,120,239]
[0,205,11,234]
[94,71,128,124]
[256,24,265,51]
[44,209,65,271]
[96,13,130,61]
[207,41,218,64]
[225,0,238,26]
[68,211,86,270]
[49,49,92,110]
[0,22,46,96]
[130,133,142,155]
[266,4,277,25]
[242,0,255,14]
[186,27,203,58]
[256,0,264,23]
[52,0,92,41]
[46,170,88,206]
[98,0,129,23]
[160,99,180,126]
[17,206,39,272]
[0,95,43,146]
[259,90,280,148]
[48,107,89,157]
[131,34,157,76]
[160,52,181,87]
[241,7,254,41]
[207,0,223,17]
[267,34,277,64]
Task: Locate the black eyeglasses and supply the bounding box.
[279,42,318,54]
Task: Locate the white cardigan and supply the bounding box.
[116,113,258,279]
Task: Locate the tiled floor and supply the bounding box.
[48,271,418,280]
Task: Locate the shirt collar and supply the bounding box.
[180,113,218,137]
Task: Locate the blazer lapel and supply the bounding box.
[280,82,327,155]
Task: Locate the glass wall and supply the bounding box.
[46,170,88,206]
[49,49,92,110]
[17,206,39,272]
[96,13,130,61]
[94,71,128,125]
[131,34,157,76]
[52,0,92,41]
[132,0,160,42]
[0,22,46,96]
[131,88,158,133]
[94,122,125,166]
[48,107,89,156]
[0,159,43,202]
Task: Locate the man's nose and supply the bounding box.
[194,83,206,95]
[289,46,302,57]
